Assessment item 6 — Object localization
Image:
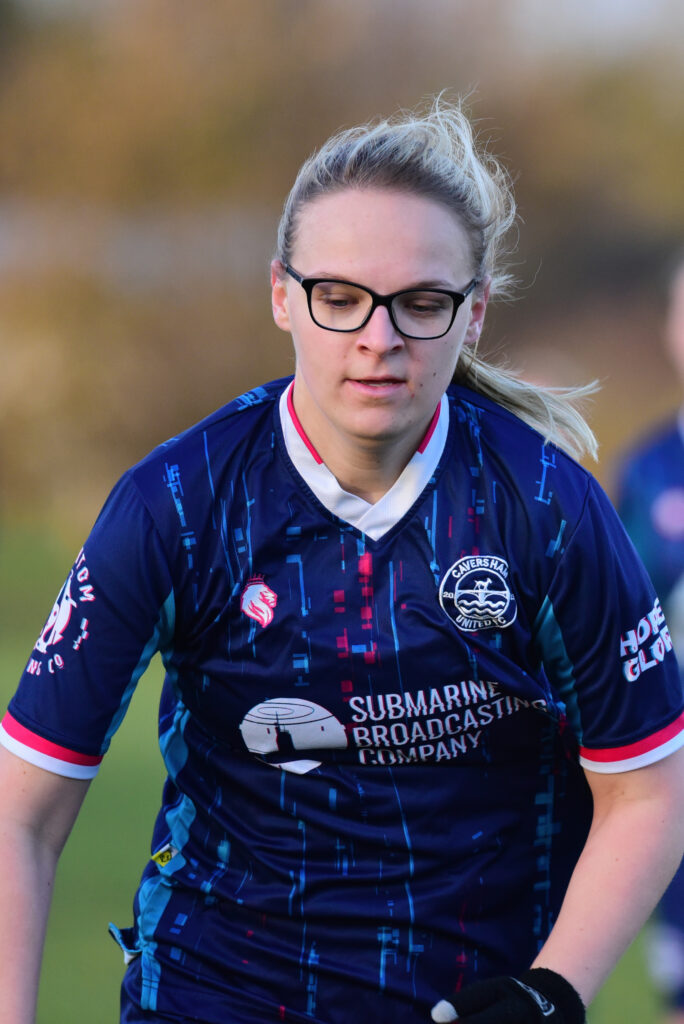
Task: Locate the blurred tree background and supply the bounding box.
[0,1,683,1020]
[1,0,683,535]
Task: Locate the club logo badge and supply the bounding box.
[240,576,278,627]
[439,555,517,632]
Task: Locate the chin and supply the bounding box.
[348,415,415,445]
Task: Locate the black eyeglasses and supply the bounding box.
[283,264,478,340]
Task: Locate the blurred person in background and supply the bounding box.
[615,251,684,1024]
[0,96,683,1024]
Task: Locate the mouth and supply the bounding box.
[351,377,405,387]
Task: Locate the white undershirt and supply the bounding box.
[279,382,449,541]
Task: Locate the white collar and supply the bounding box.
[279,382,449,540]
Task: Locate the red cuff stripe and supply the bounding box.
[580,709,684,763]
[2,711,102,767]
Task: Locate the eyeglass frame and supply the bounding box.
[282,263,479,340]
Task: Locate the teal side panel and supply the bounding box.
[534,595,584,743]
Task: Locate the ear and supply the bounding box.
[271,259,292,333]
[464,277,491,346]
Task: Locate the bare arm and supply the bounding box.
[0,745,90,1024]
[532,744,684,1007]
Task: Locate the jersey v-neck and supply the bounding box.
[279,381,449,540]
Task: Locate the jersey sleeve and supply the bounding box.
[534,476,684,774]
[0,473,175,779]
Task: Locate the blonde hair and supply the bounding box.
[275,95,598,462]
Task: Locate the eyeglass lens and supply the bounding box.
[310,281,455,338]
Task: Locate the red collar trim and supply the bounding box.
[417,402,441,453]
[285,380,441,463]
[287,383,324,464]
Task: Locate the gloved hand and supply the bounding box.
[431,967,586,1023]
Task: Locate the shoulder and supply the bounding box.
[447,382,593,497]
[129,377,290,484]
[443,384,619,582]
[98,377,291,536]
[448,381,572,448]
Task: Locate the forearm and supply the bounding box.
[533,755,684,1006]
[0,748,90,1023]
[0,827,60,1024]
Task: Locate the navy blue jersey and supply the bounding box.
[4,378,684,1024]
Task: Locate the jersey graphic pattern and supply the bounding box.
[3,379,683,1023]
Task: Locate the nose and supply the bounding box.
[357,304,404,353]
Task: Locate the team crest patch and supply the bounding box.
[439,555,517,632]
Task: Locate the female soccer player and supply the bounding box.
[1,97,683,1024]
[616,251,684,1024]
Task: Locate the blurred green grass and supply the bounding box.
[0,522,666,1023]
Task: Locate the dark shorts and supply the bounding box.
[121,1003,197,1024]
[119,956,283,1024]
[120,958,211,1024]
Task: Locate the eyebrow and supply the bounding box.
[307,272,459,291]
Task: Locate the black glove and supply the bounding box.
[431,967,586,1023]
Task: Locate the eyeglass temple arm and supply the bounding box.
[283,263,304,283]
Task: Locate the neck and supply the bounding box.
[321,437,417,505]
[287,382,434,504]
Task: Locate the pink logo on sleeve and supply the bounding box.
[35,571,78,654]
